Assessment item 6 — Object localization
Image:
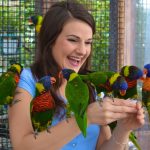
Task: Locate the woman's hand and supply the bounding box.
[87,97,138,126]
[116,102,145,132]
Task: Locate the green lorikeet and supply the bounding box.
[30,75,56,137]
[61,68,89,137]
[29,15,43,33]
[0,63,23,106]
[142,63,150,121]
[80,71,128,97]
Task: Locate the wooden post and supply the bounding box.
[117,0,125,71]
[124,0,136,66]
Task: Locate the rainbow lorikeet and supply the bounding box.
[30,75,56,137]
[0,63,23,106]
[113,65,143,150]
[142,63,150,121]
[29,15,43,33]
[114,65,143,99]
[80,71,128,98]
[61,68,89,137]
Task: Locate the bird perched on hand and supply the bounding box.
[0,63,23,106]
[30,75,56,138]
[80,71,128,98]
[113,65,143,150]
[29,15,43,33]
[142,63,150,120]
[61,68,89,137]
[114,65,143,99]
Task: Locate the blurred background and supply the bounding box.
[0,0,150,149]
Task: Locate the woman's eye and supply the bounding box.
[85,41,92,45]
[68,39,77,42]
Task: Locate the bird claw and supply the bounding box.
[66,117,70,123]
[106,93,114,102]
[33,130,38,139]
[97,99,103,107]
[65,116,71,123]
[47,127,51,133]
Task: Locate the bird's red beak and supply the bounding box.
[119,90,126,96]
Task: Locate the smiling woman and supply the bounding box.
[8,0,145,150]
[52,18,93,73]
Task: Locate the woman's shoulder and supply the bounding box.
[21,68,33,77]
[20,68,37,81]
[18,67,37,97]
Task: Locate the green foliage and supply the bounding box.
[78,0,110,71]
[0,0,111,71]
[0,0,35,69]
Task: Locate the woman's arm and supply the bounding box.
[96,101,145,150]
[9,88,143,150]
[9,87,82,150]
[96,125,130,150]
[96,125,111,150]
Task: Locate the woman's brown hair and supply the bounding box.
[31,0,96,116]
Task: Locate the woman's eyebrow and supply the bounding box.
[67,34,93,41]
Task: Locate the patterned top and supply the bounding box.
[18,68,100,150]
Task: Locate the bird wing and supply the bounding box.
[0,72,16,105]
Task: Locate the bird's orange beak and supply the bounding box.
[50,77,56,84]
[119,90,126,96]
[142,68,148,79]
[28,18,33,25]
[143,68,148,75]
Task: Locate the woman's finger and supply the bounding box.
[101,101,137,113]
[103,97,137,108]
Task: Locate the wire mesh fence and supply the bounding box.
[0,0,122,149]
[0,0,35,149]
[0,106,11,150]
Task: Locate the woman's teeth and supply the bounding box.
[68,56,80,67]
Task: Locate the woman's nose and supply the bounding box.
[76,43,87,55]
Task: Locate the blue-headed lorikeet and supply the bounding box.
[113,65,143,150]
[61,68,89,137]
[80,71,128,98]
[29,15,43,33]
[114,65,143,99]
[30,75,56,138]
[142,63,150,121]
[0,63,23,106]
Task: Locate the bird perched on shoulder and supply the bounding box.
[30,75,56,138]
[142,63,150,120]
[61,68,89,137]
[114,65,143,99]
[0,63,23,106]
[80,71,128,98]
[29,15,43,33]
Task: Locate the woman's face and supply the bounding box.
[52,18,93,73]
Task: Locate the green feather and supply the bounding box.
[0,63,22,105]
[30,77,56,133]
[129,132,141,150]
[65,71,89,137]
